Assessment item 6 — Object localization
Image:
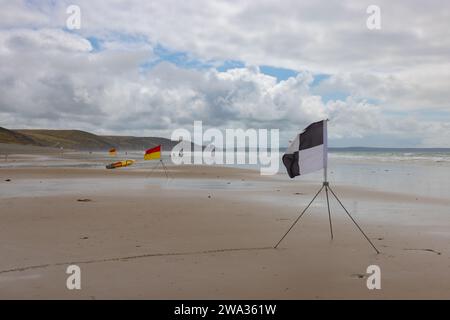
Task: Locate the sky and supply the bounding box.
[0,0,449,147]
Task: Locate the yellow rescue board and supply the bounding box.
[106,159,135,169]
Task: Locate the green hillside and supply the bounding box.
[0,127,37,145]
[16,129,113,149]
[0,127,177,151]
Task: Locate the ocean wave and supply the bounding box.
[330,152,450,163]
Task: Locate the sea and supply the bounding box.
[1,148,449,200]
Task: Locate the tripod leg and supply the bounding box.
[325,186,334,240]
[160,160,169,179]
[327,186,380,254]
[146,161,160,178]
[274,185,324,249]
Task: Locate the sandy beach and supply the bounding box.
[2,0,450,307]
[0,150,449,299]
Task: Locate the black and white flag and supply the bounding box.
[283,120,328,178]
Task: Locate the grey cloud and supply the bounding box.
[0,1,449,147]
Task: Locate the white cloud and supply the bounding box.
[3,1,449,72]
[0,27,376,142]
[0,0,449,147]
[314,68,450,112]
[0,28,92,54]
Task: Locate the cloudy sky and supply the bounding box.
[0,0,449,147]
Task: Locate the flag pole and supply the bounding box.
[160,145,170,180]
[275,119,378,253]
[323,118,329,184]
[323,119,333,239]
[146,144,164,178]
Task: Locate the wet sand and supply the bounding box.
[0,153,450,299]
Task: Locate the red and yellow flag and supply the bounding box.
[144,145,161,160]
[109,148,117,156]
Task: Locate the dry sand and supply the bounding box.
[0,154,450,299]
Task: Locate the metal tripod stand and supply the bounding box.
[274,181,380,254]
[147,159,170,179]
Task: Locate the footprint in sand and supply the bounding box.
[404,248,441,255]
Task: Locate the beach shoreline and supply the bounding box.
[1,153,449,299]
